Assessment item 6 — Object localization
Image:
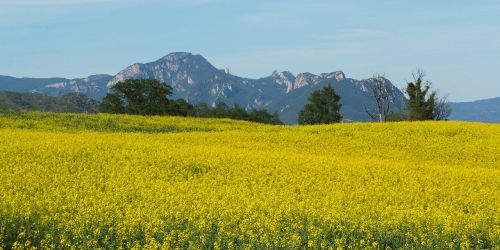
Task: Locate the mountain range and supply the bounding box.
[449,97,500,123]
[0,52,497,123]
[0,52,406,124]
[0,74,112,101]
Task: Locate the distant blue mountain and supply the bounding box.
[450,97,500,123]
[0,74,112,101]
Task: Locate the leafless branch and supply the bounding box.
[433,94,452,120]
[365,74,391,122]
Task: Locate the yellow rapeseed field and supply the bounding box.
[0,111,498,249]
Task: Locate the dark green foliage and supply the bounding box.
[385,111,408,122]
[406,77,435,121]
[212,102,231,118]
[298,85,342,125]
[100,79,173,115]
[405,71,451,121]
[192,102,283,125]
[248,110,283,125]
[230,104,249,120]
[0,91,99,113]
[99,79,283,125]
[169,99,195,117]
[99,93,125,114]
[193,103,212,118]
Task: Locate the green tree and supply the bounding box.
[298,85,342,125]
[169,99,195,117]
[230,104,249,120]
[99,79,285,124]
[405,70,451,121]
[247,109,283,125]
[385,110,408,122]
[190,102,283,125]
[193,103,211,118]
[212,102,230,118]
[406,71,435,121]
[270,112,284,125]
[99,79,172,115]
[99,93,125,114]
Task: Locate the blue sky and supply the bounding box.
[1,0,499,101]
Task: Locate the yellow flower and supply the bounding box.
[0,111,498,248]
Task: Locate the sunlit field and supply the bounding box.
[0,111,498,249]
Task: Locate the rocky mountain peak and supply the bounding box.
[318,71,346,81]
[8,52,402,123]
[294,73,318,89]
[158,52,193,61]
[151,52,217,74]
[272,70,295,79]
[335,71,345,81]
[107,52,222,88]
[85,74,113,82]
[107,63,148,87]
[156,52,213,67]
[271,70,296,93]
[335,71,346,81]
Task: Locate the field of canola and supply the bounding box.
[0,111,499,249]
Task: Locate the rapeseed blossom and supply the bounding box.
[0,111,498,248]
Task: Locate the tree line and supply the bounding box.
[297,69,452,125]
[99,79,283,125]
[100,69,451,125]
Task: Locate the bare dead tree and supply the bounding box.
[365,74,391,122]
[433,94,452,120]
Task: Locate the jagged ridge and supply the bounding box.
[0,52,406,123]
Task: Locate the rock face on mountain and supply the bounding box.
[107,52,256,106]
[42,75,112,101]
[106,52,405,123]
[0,52,406,123]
